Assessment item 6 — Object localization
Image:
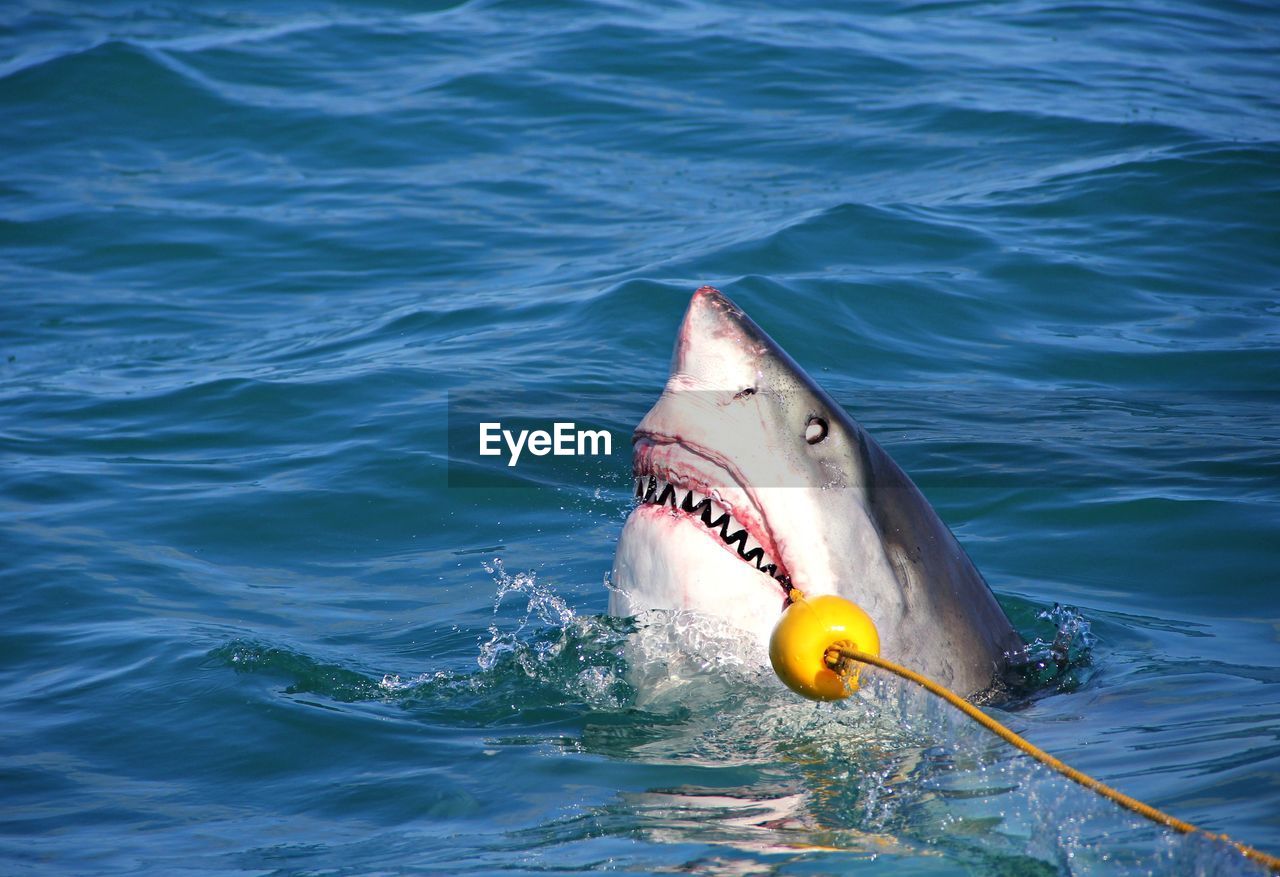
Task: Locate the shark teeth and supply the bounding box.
[633,474,783,582]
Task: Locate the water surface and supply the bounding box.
[2,1,1279,874]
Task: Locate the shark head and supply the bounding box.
[611,286,1023,698]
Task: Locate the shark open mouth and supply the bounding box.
[631,443,791,593]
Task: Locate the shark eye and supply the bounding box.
[805,416,828,444]
[734,387,757,400]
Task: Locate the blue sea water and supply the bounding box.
[3,1,1279,874]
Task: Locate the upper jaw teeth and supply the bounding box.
[633,474,783,581]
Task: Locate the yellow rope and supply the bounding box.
[827,645,1280,873]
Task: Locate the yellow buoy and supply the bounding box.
[769,592,880,701]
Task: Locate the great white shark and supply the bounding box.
[611,286,1024,699]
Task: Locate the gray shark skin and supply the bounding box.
[611,286,1023,699]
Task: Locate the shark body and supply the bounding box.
[611,287,1023,699]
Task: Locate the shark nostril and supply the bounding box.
[734,387,756,400]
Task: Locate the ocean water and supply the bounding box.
[2,1,1279,874]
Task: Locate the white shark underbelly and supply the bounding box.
[610,503,786,646]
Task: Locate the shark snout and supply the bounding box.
[670,286,772,389]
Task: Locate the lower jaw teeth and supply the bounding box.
[633,474,782,581]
